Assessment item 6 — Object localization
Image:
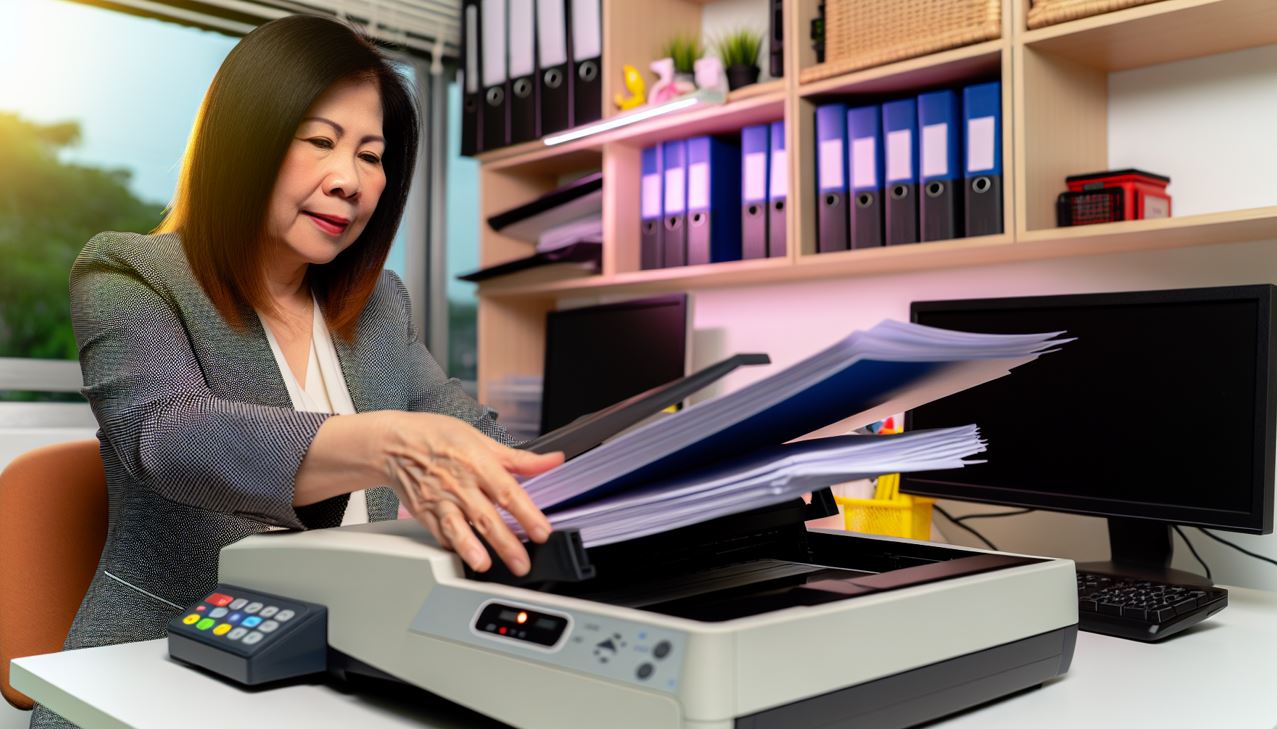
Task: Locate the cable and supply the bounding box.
[934,504,998,551]
[955,508,1035,523]
[1172,525,1212,582]
[1197,528,1277,569]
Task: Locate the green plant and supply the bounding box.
[660,34,703,75]
[713,27,763,68]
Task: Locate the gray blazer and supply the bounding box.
[32,230,510,728]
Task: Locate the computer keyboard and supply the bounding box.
[1076,571,1228,642]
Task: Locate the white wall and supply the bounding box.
[680,45,1277,590]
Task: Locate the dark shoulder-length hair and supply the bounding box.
[155,14,419,341]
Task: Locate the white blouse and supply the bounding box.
[258,298,368,525]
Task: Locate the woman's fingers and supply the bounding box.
[450,478,532,576]
[476,457,552,544]
[496,446,565,477]
[433,499,493,573]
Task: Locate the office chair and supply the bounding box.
[0,440,107,710]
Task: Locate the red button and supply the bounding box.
[196,605,206,612]
[206,593,233,607]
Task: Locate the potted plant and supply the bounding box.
[714,28,763,91]
[660,34,703,85]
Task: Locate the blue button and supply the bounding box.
[227,612,243,623]
[242,616,263,628]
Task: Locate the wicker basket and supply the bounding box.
[1027,0,1166,30]
[802,0,1001,84]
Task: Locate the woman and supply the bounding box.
[32,14,560,728]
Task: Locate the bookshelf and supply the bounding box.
[472,0,1277,401]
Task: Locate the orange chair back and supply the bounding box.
[0,440,107,710]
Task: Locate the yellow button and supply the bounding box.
[213,624,232,636]
[183,614,201,625]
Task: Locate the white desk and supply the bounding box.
[13,587,1277,729]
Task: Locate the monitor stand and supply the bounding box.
[1077,518,1212,586]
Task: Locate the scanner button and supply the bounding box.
[636,663,654,680]
[227,612,243,623]
[244,602,263,614]
[182,614,201,625]
[213,624,232,636]
[259,606,279,618]
[229,598,248,610]
[228,628,248,641]
[242,632,264,646]
[209,607,228,619]
[258,620,280,633]
[653,641,672,659]
[206,593,233,607]
[275,609,296,622]
[242,616,263,628]
[196,618,215,631]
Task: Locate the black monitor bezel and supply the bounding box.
[902,285,1276,535]
[540,293,690,435]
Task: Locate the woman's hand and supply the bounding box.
[374,411,563,576]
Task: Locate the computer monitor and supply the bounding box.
[540,294,689,435]
[903,285,1276,585]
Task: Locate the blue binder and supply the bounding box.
[768,121,788,258]
[815,103,849,253]
[640,146,664,270]
[740,124,770,260]
[883,99,919,246]
[685,136,743,266]
[963,81,1003,237]
[918,90,962,242]
[846,105,884,249]
[661,140,688,268]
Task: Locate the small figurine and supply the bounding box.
[693,56,726,96]
[648,57,678,105]
[614,64,646,111]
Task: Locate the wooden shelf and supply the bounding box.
[1019,205,1277,251]
[1021,0,1277,71]
[798,40,1005,98]
[478,257,794,299]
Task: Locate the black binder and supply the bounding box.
[570,0,602,127]
[883,99,919,246]
[661,139,687,267]
[480,0,509,150]
[767,120,788,257]
[537,0,572,135]
[741,124,769,260]
[918,90,962,242]
[815,104,849,253]
[769,0,784,79]
[847,106,884,249]
[460,0,483,156]
[963,81,1004,237]
[508,0,539,145]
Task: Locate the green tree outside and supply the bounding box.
[0,111,166,361]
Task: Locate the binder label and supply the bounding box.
[465,5,479,93]
[665,168,685,213]
[481,0,507,87]
[571,0,601,60]
[537,0,568,67]
[770,149,787,198]
[886,130,912,182]
[508,0,536,77]
[744,152,767,201]
[967,117,996,172]
[688,162,709,210]
[819,139,844,191]
[922,123,949,178]
[641,174,661,218]
[852,138,877,188]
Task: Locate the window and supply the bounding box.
[0,0,415,402]
[444,79,480,385]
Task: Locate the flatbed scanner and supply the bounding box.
[174,493,1078,729]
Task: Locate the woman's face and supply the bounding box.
[266,76,387,268]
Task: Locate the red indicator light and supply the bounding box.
[498,626,507,635]
[516,611,528,624]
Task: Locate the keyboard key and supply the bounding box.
[230,598,248,610]
[244,602,263,614]
[1122,606,1148,620]
[1172,597,1198,615]
[1099,602,1124,616]
[1079,599,1098,612]
[1152,606,1177,622]
[260,606,279,618]
[242,632,264,645]
[275,609,296,622]
[258,620,280,633]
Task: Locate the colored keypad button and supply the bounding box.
[206,593,233,607]
[259,606,279,618]
[195,605,206,612]
[274,610,295,622]
[228,627,248,640]
[196,618,216,631]
[227,612,243,623]
[242,616,263,628]
[244,602,263,614]
[229,598,248,610]
[213,624,232,636]
[257,620,280,633]
[182,614,201,625]
[209,607,228,619]
[242,632,264,645]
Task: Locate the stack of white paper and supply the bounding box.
[506,320,1068,547]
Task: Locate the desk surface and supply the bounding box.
[13,587,1277,729]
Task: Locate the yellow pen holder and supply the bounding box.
[835,492,935,540]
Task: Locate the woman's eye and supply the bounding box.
[360,154,382,165]
[307,137,334,149]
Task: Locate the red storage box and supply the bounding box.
[1057,169,1171,227]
